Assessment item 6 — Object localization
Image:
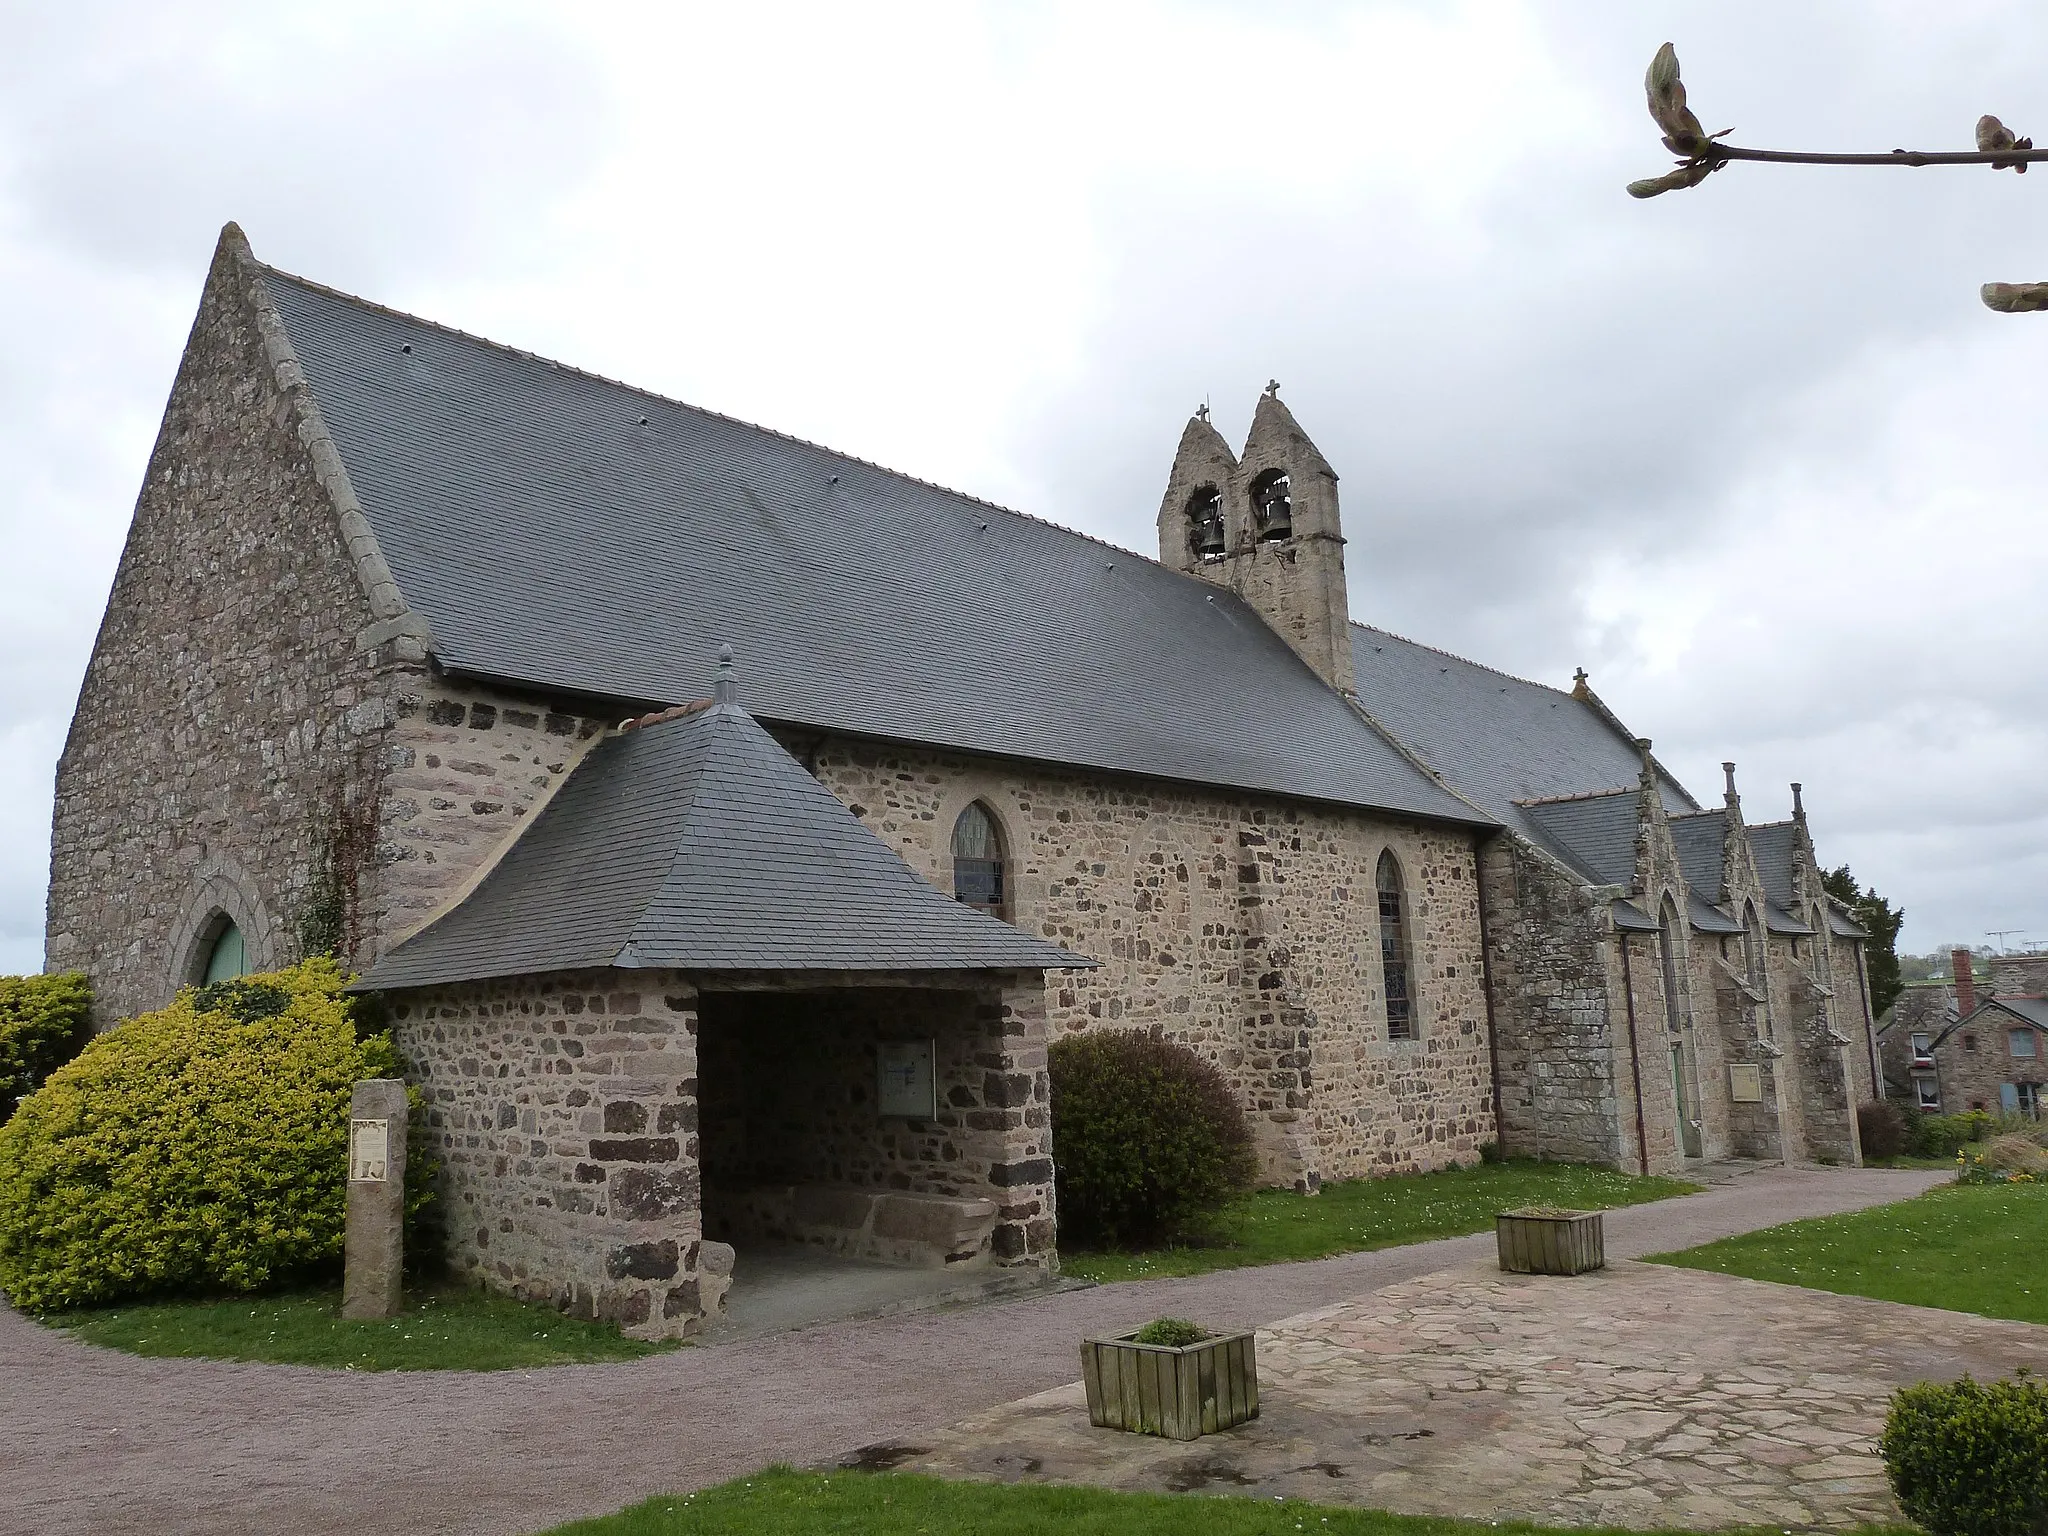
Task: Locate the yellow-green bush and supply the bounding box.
[0,972,93,1122]
[0,959,419,1312]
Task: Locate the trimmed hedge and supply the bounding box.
[1048,1027,1257,1248]
[0,973,92,1122]
[1911,1110,1996,1161]
[0,959,427,1312]
[1882,1373,2048,1536]
[1857,1099,1909,1161]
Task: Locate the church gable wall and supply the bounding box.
[784,733,1493,1183]
[46,242,416,1022]
[1480,835,1624,1167]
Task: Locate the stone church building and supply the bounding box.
[45,226,1880,1335]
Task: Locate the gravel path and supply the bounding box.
[0,1164,1947,1536]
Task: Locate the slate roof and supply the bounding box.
[1350,626,1698,832]
[360,702,1094,991]
[1977,995,2048,1031]
[261,269,1484,830]
[1517,791,1640,887]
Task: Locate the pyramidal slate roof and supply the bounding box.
[259,266,1484,830]
[360,701,1094,991]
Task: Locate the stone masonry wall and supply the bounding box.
[778,732,1494,1185]
[1481,835,1622,1167]
[375,675,619,951]
[697,975,1057,1267]
[391,969,705,1338]
[46,232,418,1023]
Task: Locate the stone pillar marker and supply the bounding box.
[342,1078,407,1321]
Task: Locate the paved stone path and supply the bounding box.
[0,1165,1949,1536]
[892,1257,2048,1530]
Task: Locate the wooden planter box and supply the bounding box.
[1080,1328,1259,1440]
[1496,1207,1605,1275]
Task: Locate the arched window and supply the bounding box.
[1185,486,1226,560]
[951,803,1007,919]
[1742,901,1772,1039]
[197,914,248,985]
[1248,468,1292,541]
[1657,896,1684,1034]
[1376,851,1415,1040]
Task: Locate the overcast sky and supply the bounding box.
[2,0,2043,971]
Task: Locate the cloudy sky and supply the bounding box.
[2,0,2043,971]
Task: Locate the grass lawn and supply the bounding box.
[51,1282,679,1371]
[1647,1180,2048,1325]
[1063,1159,1697,1283]
[543,1468,1909,1536]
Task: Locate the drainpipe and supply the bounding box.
[1619,934,1652,1175]
[1854,943,1879,1100]
[1474,835,1507,1157]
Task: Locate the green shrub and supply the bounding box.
[1048,1027,1258,1248]
[1911,1111,1995,1160]
[0,959,429,1312]
[1858,1099,1910,1161]
[1881,1373,2048,1536]
[1131,1318,1208,1347]
[0,973,93,1123]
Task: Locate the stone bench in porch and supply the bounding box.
[713,1183,1000,1268]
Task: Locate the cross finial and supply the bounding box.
[1195,401,1209,422]
[1264,378,1281,397]
[715,643,736,705]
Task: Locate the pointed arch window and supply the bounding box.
[951,803,1007,919]
[1185,485,1226,561]
[196,914,248,985]
[1248,469,1292,541]
[1377,850,1416,1040]
[1742,901,1772,1039]
[1657,896,1685,1034]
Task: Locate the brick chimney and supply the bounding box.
[1952,947,1977,1017]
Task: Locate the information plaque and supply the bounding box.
[1728,1063,1764,1104]
[349,1117,391,1183]
[877,1039,937,1119]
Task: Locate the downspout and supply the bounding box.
[1854,943,1879,1100]
[1619,934,1652,1175]
[1474,833,1507,1157]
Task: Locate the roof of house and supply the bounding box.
[359,699,1095,990]
[262,268,1485,830]
[1973,995,2048,1031]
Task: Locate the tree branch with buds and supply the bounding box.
[1628,43,2046,311]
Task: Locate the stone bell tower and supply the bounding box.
[1156,385,1354,695]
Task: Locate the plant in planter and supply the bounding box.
[1496,1206,1606,1275]
[1081,1317,1258,1440]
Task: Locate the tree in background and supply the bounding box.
[1822,866,1905,1021]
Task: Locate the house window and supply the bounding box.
[1911,1032,1933,1065]
[951,802,1006,919]
[1377,850,1415,1041]
[2011,1028,2039,1059]
[2018,1083,2043,1117]
[1964,1033,1979,1052]
[195,914,248,985]
[1914,1075,1941,1110]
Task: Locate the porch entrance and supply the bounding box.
[693,980,1057,1337]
